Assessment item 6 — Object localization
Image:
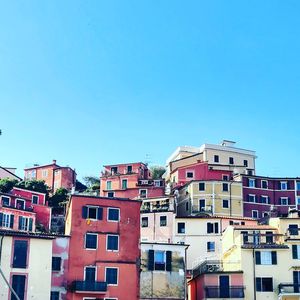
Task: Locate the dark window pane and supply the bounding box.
[11,275,26,300]
[52,257,62,271]
[85,267,96,282]
[177,222,185,233]
[85,234,97,249]
[13,240,28,268]
[88,207,97,219]
[106,268,118,285]
[107,235,119,251]
[108,208,119,221]
[50,291,59,300]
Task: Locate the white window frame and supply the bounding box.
[84,266,97,281]
[19,216,30,231]
[260,251,272,265]
[105,267,119,286]
[106,234,119,252]
[32,195,39,205]
[85,233,98,250]
[207,241,215,252]
[261,196,269,204]
[186,171,194,179]
[86,205,99,220]
[1,213,12,228]
[160,215,167,227]
[222,175,229,181]
[261,180,268,189]
[280,181,287,190]
[222,199,230,209]
[42,169,48,178]
[107,208,120,222]
[141,217,148,228]
[280,197,288,205]
[248,194,256,202]
[252,210,259,218]
[139,189,147,198]
[15,198,25,210]
[249,179,255,188]
[1,196,10,206]
[107,192,115,198]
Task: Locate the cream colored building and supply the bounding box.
[222,216,300,300]
[0,231,53,300]
[176,180,244,218]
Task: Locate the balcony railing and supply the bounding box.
[192,260,223,278]
[2,203,34,213]
[141,203,174,213]
[71,281,107,292]
[241,233,285,247]
[205,286,245,298]
[278,283,300,294]
[137,179,164,187]
[192,205,213,215]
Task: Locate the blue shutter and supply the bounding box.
[293,245,298,259]
[166,251,172,271]
[256,278,261,291]
[148,250,154,271]
[82,206,88,219]
[0,212,3,226]
[272,251,277,264]
[97,207,103,220]
[18,216,23,230]
[255,252,261,265]
[10,215,14,229]
[29,218,33,231]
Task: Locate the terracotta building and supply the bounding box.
[65,194,141,300]
[24,160,76,193]
[100,162,165,199]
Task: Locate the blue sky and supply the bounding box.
[1,1,300,180]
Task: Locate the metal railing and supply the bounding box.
[278,283,300,294]
[71,281,107,292]
[205,286,245,298]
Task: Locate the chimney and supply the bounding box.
[53,159,57,164]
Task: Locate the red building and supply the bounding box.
[65,195,141,300]
[24,160,76,193]
[100,162,165,199]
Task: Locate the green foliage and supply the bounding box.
[83,176,100,192]
[0,178,19,193]
[15,180,49,195]
[48,188,69,208]
[150,165,166,179]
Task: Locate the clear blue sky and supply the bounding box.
[1,1,300,180]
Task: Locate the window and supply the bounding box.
[223,199,229,209]
[256,277,273,292]
[148,250,172,271]
[261,180,268,189]
[297,182,300,191]
[106,181,112,190]
[16,199,25,210]
[280,181,287,190]
[199,182,205,191]
[42,169,48,178]
[0,213,14,228]
[248,194,256,202]
[127,165,132,173]
[207,241,215,252]
[107,235,119,251]
[177,222,185,234]
[248,179,255,188]
[85,233,97,249]
[107,192,115,198]
[199,199,205,211]
[229,157,234,165]
[85,266,96,282]
[139,189,147,198]
[280,197,289,205]
[289,224,299,236]
[121,179,127,189]
[52,257,62,271]
[222,183,229,192]
[1,196,10,206]
[13,240,28,268]
[185,201,189,211]
[160,216,167,226]
[255,251,277,265]
[82,206,103,220]
[265,231,273,243]
[214,155,219,163]
[252,210,259,218]
[260,196,269,204]
[11,275,26,300]
[244,160,248,167]
[50,291,59,300]
[141,217,148,227]
[111,167,118,174]
[207,222,219,234]
[222,175,229,181]
[106,268,118,285]
[108,208,120,222]
[292,245,300,259]
[241,231,248,244]
[18,216,33,231]
[186,171,194,179]
[32,195,39,205]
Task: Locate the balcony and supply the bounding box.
[205,286,245,298]
[71,281,107,293]
[192,205,213,216]
[192,261,223,278]
[137,179,164,187]
[278,283,300,295]
[2,203,34,213]
[241,233,287,249]
[141,202,174,213]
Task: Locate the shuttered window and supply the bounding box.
[12,240,28,268]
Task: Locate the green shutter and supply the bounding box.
[255,252,261,265]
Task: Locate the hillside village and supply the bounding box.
[0,140,300,300]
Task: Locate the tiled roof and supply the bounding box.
[242,244,289,249]
[232,225,277,230]
[0,229,56,239]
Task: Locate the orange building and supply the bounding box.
[100,162,165,199]
[65,194,141,300]
[24,160,76,193]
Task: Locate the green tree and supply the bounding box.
[48,188,69,208]
[15,180,49,196]
[83,176,100,191]
[0,178,19,193]
[150,165,166,179]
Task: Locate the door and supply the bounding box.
[199,199,205,211]
[293,271,300,292]
[219,275,230,297]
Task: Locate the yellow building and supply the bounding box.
[176,180,243,218]
[222,215,300,300]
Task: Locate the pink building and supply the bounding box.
[100,162,165,199]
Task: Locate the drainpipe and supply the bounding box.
[0,235,20,300]
[252,249,256,300]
